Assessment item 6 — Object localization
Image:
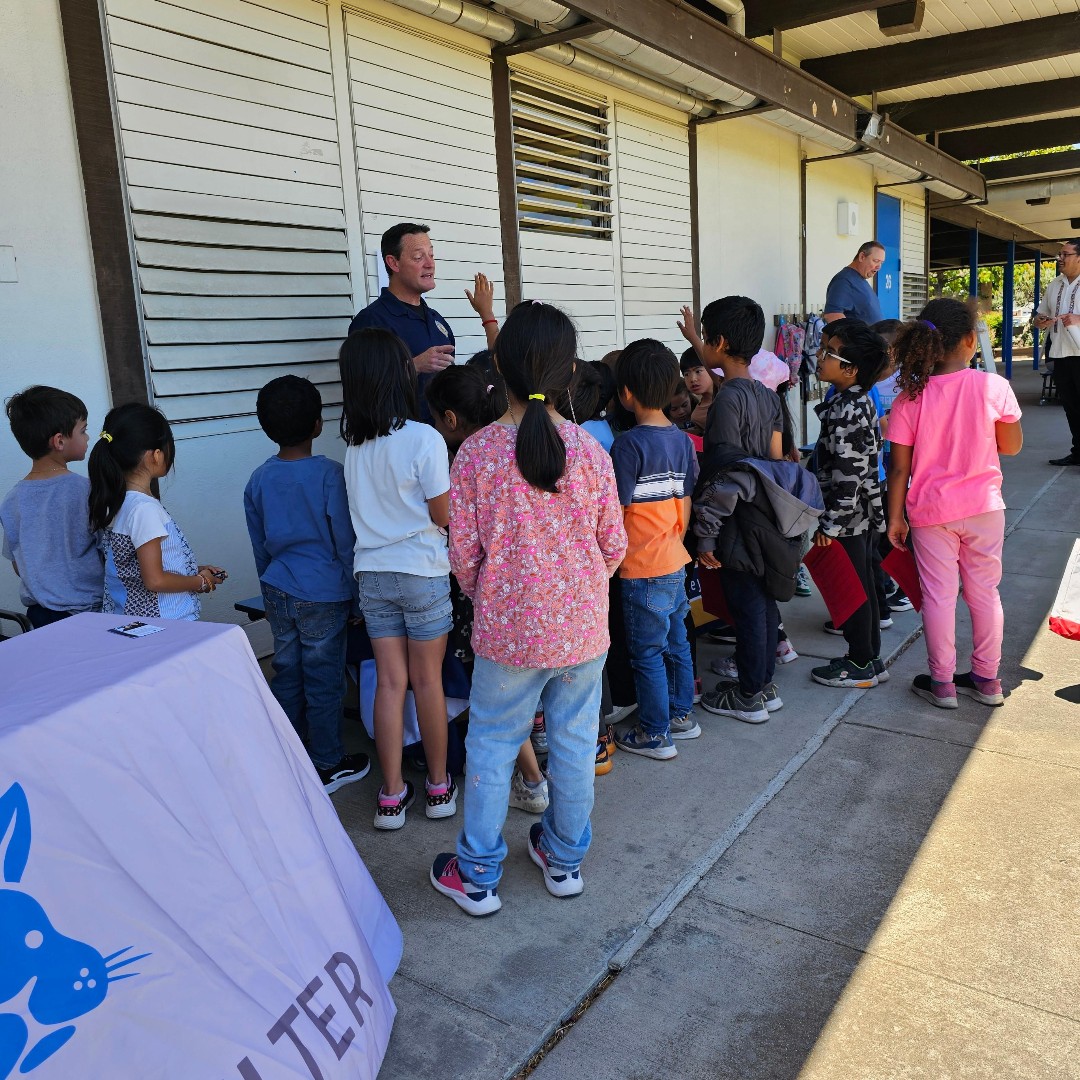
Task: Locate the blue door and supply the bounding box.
[875,192,902,320]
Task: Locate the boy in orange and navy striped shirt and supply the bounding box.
[610,339,700,760]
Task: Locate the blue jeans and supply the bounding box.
[263,585,350,769]
[719,568,778,697]
[621,571,694,735]
[457,652,606,888]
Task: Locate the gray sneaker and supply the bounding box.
[762,683,784,713]
[700,684,769,723]
[669,713,702,740]
[508,768,549,814]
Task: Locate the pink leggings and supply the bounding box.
[910,510,1005,683]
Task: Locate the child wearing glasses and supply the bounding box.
[810,320,890,689]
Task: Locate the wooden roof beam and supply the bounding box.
[803,12,1080,95]
[929,197,1058,252]
[978,150,1080,183]
[739,0,896,39]
[889,77,1080,136]
[560,0,857,139]
[938,116,1080,162]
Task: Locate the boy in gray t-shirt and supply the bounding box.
[1,386,103,628]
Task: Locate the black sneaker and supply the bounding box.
[703,623,737,644]
[811,656,878,688]
[888,595,914,613]
[823,620,845,636]
[1049,454,1080,467]
[317,753,370,794]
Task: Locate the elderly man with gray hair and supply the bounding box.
[823,241,885,326]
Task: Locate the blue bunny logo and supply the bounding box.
[0,783,149,1078]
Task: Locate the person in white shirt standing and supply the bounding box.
[1034,240,1080,466]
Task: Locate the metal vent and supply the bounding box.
[511,75,612,239]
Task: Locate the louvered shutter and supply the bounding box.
[345,9,505,361]
[901,199,928,320]
[615,105,693,356]
[104,0,353,424]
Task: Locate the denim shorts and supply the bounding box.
[359,570,453,641]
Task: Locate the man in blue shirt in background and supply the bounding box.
[824,241,885,326]
[349,223,457,419]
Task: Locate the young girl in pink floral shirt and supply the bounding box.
[430,302,627,917]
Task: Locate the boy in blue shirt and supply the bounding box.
[610,339,700,759]
[244,375,368,793]
[1,385,103,628]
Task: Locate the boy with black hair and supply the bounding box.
[810,320,889,689]
[1,385,103,628]
[244,375,368,793]
[697,296,786,724]
[610,339,700,759]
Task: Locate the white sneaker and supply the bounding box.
[508,769,549,814]
[776,639,799,664]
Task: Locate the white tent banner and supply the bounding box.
[0,615,401,1080]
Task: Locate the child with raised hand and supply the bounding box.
[244,375,367,795]
[2,385,102,628]
[340,328,457,830]
[810,320,889,689]
[611,339,700,759]
[888,298,1023,709]
[89,403,225,620]
[695,296,784,724]
[430,301,627,917]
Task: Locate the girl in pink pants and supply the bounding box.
[886,298,1024,709]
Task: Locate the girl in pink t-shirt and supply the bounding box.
[429,302,627,917]
[887,298,1023,709]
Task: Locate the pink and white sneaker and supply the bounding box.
[776,639,799,664]
[430,854,501,916]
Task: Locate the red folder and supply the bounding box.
[697,567,733,626]
[803,542,867,628]
[881,545,923,613]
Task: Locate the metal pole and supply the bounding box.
[968,228,979,298]
[1003,240,1015,379]
[1033,251,1042,372]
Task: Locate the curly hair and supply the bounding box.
[892,298,976,400]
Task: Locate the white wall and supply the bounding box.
[804,155,877,314]
[0,1,113,614]
[696,116,802,320]
[695,114,879,320]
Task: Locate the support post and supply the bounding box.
[968,228,979,298]
[1003,240,1015,378]
[1033,251,1042,371]
[491,54,522,310]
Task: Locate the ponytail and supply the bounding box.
[89,403,175,532]
[893,297,976,400]
[495,302,577,493]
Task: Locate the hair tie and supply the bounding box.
[486,384,494,393]
[919,320,936,330]
[99,431,113,443]
[528,394,545,402]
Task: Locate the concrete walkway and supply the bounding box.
[333,367,1079,1080]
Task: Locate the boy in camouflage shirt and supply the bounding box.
[810,320,889,689]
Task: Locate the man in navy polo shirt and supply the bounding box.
[823,241,885,326]
[349,222,457,419]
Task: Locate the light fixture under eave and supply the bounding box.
[857,111,884,141]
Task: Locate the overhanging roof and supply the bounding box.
[560,0,985,198]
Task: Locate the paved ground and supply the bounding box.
[329,367,1078,1080]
